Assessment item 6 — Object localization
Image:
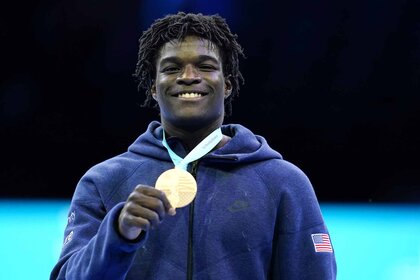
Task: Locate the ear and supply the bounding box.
[224,76,233,99]
[151,82,157,100]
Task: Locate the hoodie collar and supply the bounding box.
[128,121,282,164]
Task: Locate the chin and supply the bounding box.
[174,116,206,128]
[173,114,222,130]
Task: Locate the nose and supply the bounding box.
[176,65,202,85]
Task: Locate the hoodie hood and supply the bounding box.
[128,121,282,165]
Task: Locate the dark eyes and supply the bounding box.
[199,64,217,71]
[161,66,180,73]
[161,64,217,73]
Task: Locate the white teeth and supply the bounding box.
[178,92,202,98]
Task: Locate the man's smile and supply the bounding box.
[171,90,209,99]
[177,92,204,99]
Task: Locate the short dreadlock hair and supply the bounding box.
[133,12,245,117]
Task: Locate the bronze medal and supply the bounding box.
[155,168,197,208]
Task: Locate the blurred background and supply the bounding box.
[1,0,419,279]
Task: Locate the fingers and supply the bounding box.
[122,204,161,231]
[134,185,176,216]
[118,185,176,239]
[153,188,177,216]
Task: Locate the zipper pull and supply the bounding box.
[190,161,199,177]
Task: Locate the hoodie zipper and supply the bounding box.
[187,161,199,280]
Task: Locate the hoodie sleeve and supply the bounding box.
[49,175,145,280]
[267,160,337,279]
[271,223,337,279]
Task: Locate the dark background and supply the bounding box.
[1,0,419,202]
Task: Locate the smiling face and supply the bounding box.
[152,36,232,132]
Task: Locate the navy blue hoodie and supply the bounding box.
[50,121,337,279]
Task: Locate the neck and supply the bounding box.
[161,119,225,153]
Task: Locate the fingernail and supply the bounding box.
[168,208,176,216]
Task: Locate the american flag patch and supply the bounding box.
[311,233,333,253]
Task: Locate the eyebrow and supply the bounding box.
[158,55,220,66]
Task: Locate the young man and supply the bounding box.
[51,12,337,279]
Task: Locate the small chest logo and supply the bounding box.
[228,200,249,212]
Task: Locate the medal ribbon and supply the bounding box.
[162,127,223,171]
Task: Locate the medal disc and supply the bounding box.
[155,168,197,208]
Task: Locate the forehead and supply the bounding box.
[157,36,222,62]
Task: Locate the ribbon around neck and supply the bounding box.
[162,128,223,171]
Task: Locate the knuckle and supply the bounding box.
[124,215,136,226]
[127,191,139,202]
[120,213,134,227]
[125,201,135,209]
[156,189,165,198]
[151,212,160,223]
[135,184,145,191]
[153,199,163,210]
[142,220,151,231]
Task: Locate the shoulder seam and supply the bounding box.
[103,160,148,205]
[278,221,326,235]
